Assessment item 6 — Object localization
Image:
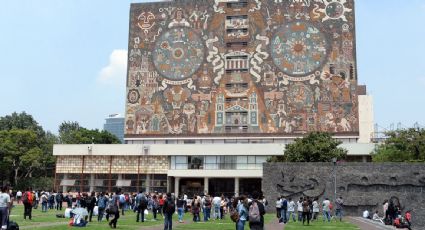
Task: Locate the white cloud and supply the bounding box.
[97,49,127,86]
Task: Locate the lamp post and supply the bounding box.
[332,157,337,202]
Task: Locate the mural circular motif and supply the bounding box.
[287,84,314,110]
[128,89,140,104]
[153,28,204,80]
[271,21,328,77]
[326,2,344,18]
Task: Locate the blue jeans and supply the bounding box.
[42,202,48,212]
[205,207,211,220]
[287,211,296,222]
[323,211,331,222]
[280,209,287,223]
[0,207,8,229]
[213,206,220,219]
[335,209,343,221]
[164,213,173,230]
[178,207,184,222]
[236,219,246,230]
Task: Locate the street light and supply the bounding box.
[332,157,337,202]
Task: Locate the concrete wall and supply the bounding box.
[263,163,425,228]
[358,95,374,143]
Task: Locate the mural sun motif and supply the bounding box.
[319,0,352,22]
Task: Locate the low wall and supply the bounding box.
[262,163,425,229]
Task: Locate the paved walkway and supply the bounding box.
[265,218,285,230]
[346,217,406,230]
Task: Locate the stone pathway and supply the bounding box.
[265,218,285,230]
[346,217,404,230]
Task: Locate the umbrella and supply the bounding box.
[72,207,89,216]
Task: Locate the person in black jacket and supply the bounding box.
[87,192,97,222]
[248,192,266,230]
[162,193,175,230]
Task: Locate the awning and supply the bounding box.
[115,180,132,187]
[60,179,76,186]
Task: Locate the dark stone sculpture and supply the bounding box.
[263,163,425,229]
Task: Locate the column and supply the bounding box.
[174,177,180,198]
[145,174,151,193]
[234,177,240,197]
[62,174,68,193]
[204,177,209,195]
[89,174,95,192]
[167,176,172,193]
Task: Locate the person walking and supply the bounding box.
[163,193,175,230]
[108,190,120,229]
[40,193,48,212]
[0,186,11,230]
[23,188,33,220]
[335,197,344,221]
[136,191,148,222]
[312,198,319,221]
[55,191,63,210]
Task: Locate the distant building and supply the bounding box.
[103,114,124,143]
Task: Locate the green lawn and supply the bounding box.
[9,204,359,230]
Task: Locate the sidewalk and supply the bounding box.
[265,218,285,230]
[346,217,405,230]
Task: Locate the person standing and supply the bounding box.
[151,194,159,220]
[87,192,97,222]
[56,191,63,210]
[23,188,33,220]
[212,195,221,220]
[108,190,120,229]
[297,197,303,222]
[335,197,344,221]
[280,197,288,224]
[248,192,266,230]
[163,193,175,230]
[40,193,48,212]
[136,191,147,222]
[236,196,248,230]
[16,190,22,204]
[322,198,331,222]
[302,197,310,226]
[0,186,11,230]
[203,195,211,221]
[275,197,281,221]
[97,192,107,222]
[176,195,185,223]
[312,198,319,221]
[285,197,295,223]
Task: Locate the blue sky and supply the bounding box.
[1,0,425,133]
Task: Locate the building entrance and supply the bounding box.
[180,178,204,197]
[209,178,234,197]
[239,178,261,195]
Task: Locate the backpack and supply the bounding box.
[282,199,288,210]
[22,192,29,204]
[249,201,261,224]
[138,195,147,209]
[230,207,240,222]
[165,199,175,213]
[119,195,125,204]
[98,197,106,209]
[7,221,19,230]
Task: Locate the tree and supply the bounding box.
[372,128,425,162]
[0,129,43,186]
[268,132,347,162]
[58,121,121,144]
[0,112,45,139]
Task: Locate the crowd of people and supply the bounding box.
[362,199,412,230]
[275,196,344,225]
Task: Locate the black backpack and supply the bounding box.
[8,221,19,230]
[165,199,175,213]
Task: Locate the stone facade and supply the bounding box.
[263,163,425,228]
[125,0,359,137]
[56,155,168,174]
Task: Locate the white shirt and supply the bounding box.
[373,213,380,220]
[312,201,319,212]
[16,191,22,197]
[0,192,11,208]
[322,200,330,212]
[288,201,296,212]
[212,197,221,207]
[275,200,282,208]
[363,210,370,218]
[297,201,303,212]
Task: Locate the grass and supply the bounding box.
[9,204,360,230]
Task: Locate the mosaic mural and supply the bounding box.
[125,0,359,137]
